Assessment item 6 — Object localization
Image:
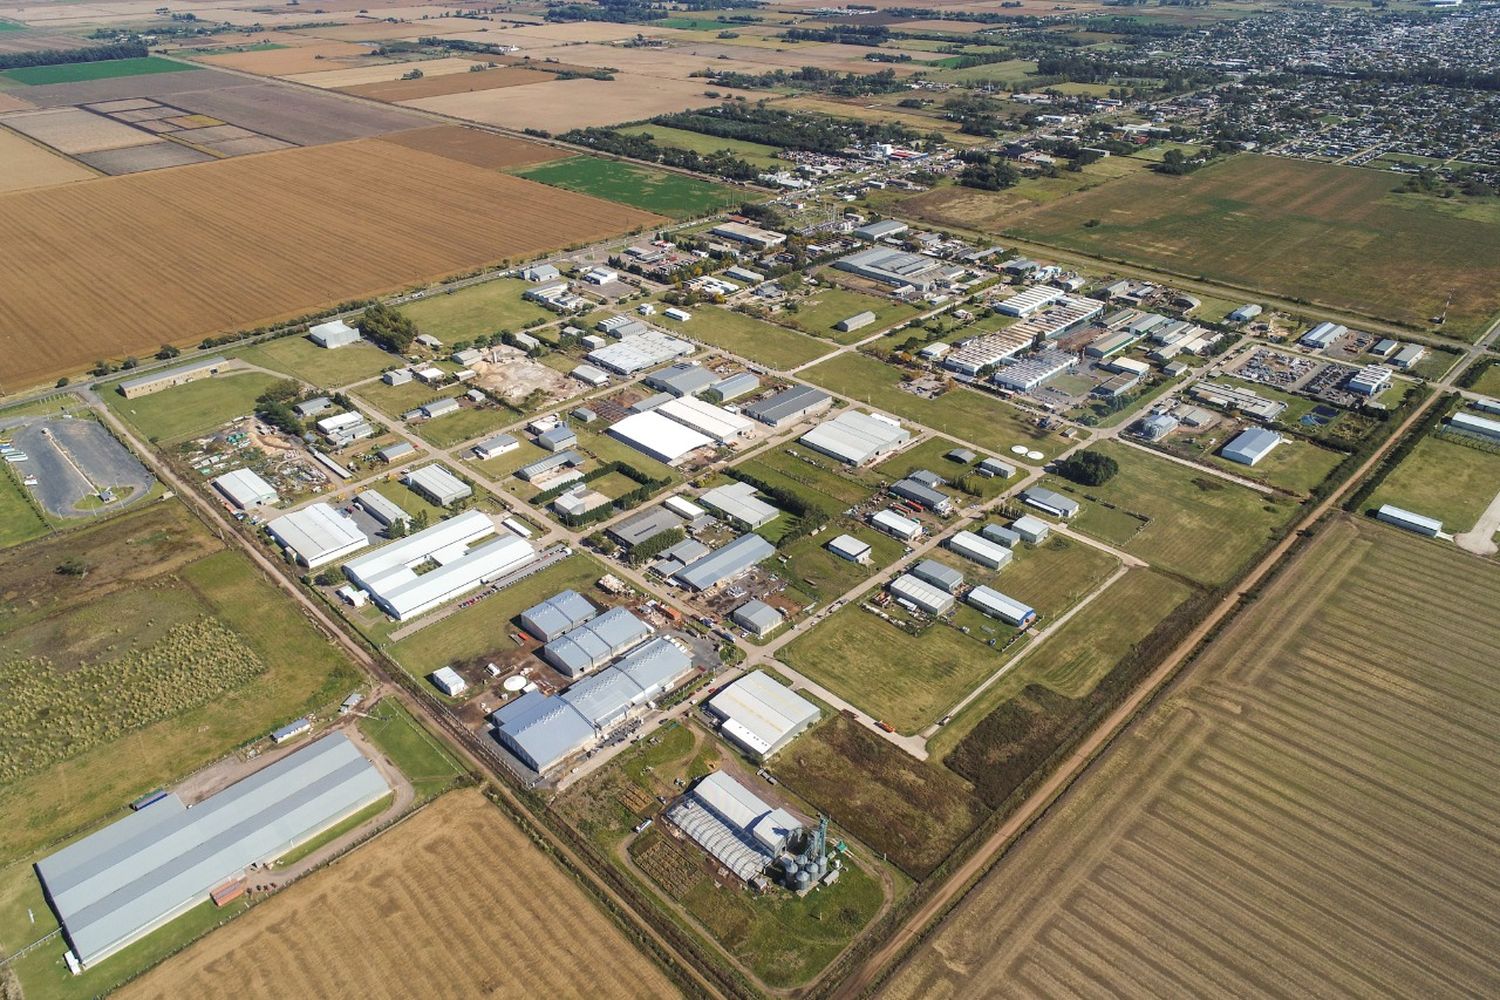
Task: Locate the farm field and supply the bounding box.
[801,351,1064,460]
[0,124,96,192]
[897,157,1149,230]
[667,305,829,369]
[103,371,282,443]
[782,287,923,344]
[0,501,358,864]
[119,789,683,999]
[1009,154,1500,339]
[2,56,191,85]
[342,65,556,102]
[0,138,659,391]
[236,336,393,387]
[619,123,783,169]
[0,469,49,547]
[1046,441,1296,587]
[399,277,554,342]
[516,155,741,219]
[1366,432,1500,534]
[885,517,1500,998]
[374,124,566,171]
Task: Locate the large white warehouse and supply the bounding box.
[800,411,910,466]
[267,502,369,569]
[706,671,820,760]
[608,411,714,466]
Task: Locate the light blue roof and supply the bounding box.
[491,691,596,773]
[542,606,651,676]
[519,589,598,641]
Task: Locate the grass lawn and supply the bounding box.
[1367,432,1500,534]
[800,351,1064,461]
[273,792,394,868]
[668,306,829,370]
[388,554,605,673]
[467,438,548,480]
[734,446,882,515]
[782,287,924,344]
[1468,361,1500,397]
[776,520,905,605]
[875,435,1012,501]
[358,698,466,800]
[516,155,737,219]
[1042,440,1296,587]
[954,533,1120,621]
[104,371,282,442]
[3,56,192,85]
[352,377,451,418]
[1203,436,1346,495]
[618,124,783,169]
[410,405,512,449]
[399,278,553,342]
[236,337,394,388]
[0,469,49,548]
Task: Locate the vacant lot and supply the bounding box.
[783,287,923,344]
[104,371,282,443]
[345,65,556,102]
[1010,154,1500,339]
[1201,435,1346,496]
[0,468,48,547]
[517,155,740,218]
[237,336,393,387]
[618,123,783,169]
[1367,432,1500,533]
[405,73,755,132]
[121,789,681,999]
[886,517,1500,998]
[0,138,658,390]
[668,305,829,369]
[3,56,192,85]
[400,278,554,341]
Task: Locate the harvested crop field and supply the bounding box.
[376,124,567,169]
[0,124,95,189]
[1010,154,1500,339]
[283,55,487,89]
[404,73,755,132]
[0,138,659,390]
[193,40,383,76]
[121,789,682,999]
[342,64,554,102]
[0,106,162,153]
[883,516,1500,999]
[75,140,213,172]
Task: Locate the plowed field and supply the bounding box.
[0,139,658,390]
[883,516,1500,998]
[121,790,682,999]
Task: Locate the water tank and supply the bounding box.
[502,675,526,693]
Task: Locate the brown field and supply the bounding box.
[194,40,386,76]
[164,80,426,145]
[75,140,214,172]
[343,65,555,102]
[121,790,681,998]
[883,516,1500,998]
[286,55,494,89]
[0,91,33,112]
[0,125,96,190]
[0,106,160,153]
[376,124,568,169]
[404,73,755,131]
[519,41,770,80]
[0,139,659,389]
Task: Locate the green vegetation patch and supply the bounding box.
[0,469,49,549]
[781,286,923,344]
[1367,432,1500,534]
[3,56,193,85]
[411,405,511,449]
[668,306,829,370]
[236,336,394,388]
[516,155,738,219]
[399,278,554,342]
[359,699,467,799]
[618,123,783,169]
[105,371,283,443]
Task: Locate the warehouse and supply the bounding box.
[343,510,535,620]
[608,411,714,466]
[377,441,414,463]
[586,331,693,375]
[1012,514,1051,544]
[542,606,653,677]
[37,733,386,968]
[645,362,716,398]
[978,457,1015,479]
[710,372,759,403]
[827,534,872,563]
[835,310,876,333]
[601,637,694,706]
[888,573,954,615]
[871,508,921,541]
[1020,487,1079,519]
[473,433,519,461]
[664,494,706,519]
[700,480,780,529]
[942,330,1032,376]
[833,246,947,291]
[489,691,597,774]
[1375,503,1443,537]
[1348,365,1393,396]
[710,221,786,250]
[672,532,775,591]
[1299,321,1346,349]
[991,350,1074,392]
[1450,410,1500,443]
[630,392,673,414]
[430,665,466,697]
[308,318,360,349]
[658,396,756,444]
[571,364,610,388]
[731,599,785,637]
[800,411,910,466]
[981,523,1021,548]
[668,772,801,882]
[948,530,1013,570]
[911,558,963,593]
[608,505,685,549]
[403,464,472,506]
[212,467,278,509]
[117,356,228,398]
[852,219,908,241]
[966,586,1036,627]
[997,285,1064,317]
[520,589,599,641]
[707,670,819,760]
[293,397,331,418]
[267,502,370,569]
[419,397,461,420]
[1221,426,1282,466]
[536,425,577,452]
[744,385,832,427]
[1085,330,1139,359]
[517,450,584,482]
[1228,304,1262,323]
[890,477,954,515]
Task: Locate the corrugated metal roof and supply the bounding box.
[212,467,277,508]
[732,599,784,634]
[673,533,775,591]
[888,573,954,614]
[707,672,818,757]
[911,559,963,592]
[700,481,779,528]
[267,503,369,567]
[490,691,596,773]
[520,589,598,641]
[966,585,1035,626]
[744,385,830,425]
[610,637,692,699]
[542,607,651,676]
[800,411,910,465]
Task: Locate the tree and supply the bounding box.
[1055,449,1119,486]
[314,569,340,587]
[411,509,431,532]
[387,518,409,539]
[55,377,70,388]
[156,344,181,360]
[56,556,89,577]
[357,302,420,353]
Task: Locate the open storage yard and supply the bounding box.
[120,789,682,999]
[883,516,1500,998]
[0,138,659,391]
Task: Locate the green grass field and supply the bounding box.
[782,287,924,344]
[1202,435,1346,495]
[0,468,49,549]
[399,279,554,342]
[358,698,466,800]
[1010,154,1500,339]
[410,405,511,449]
[618,123,783,169]
[800,351,1064,460]
[1042,441,1295,587]
[105,371,283,442]
[1467,362,1500,397]
[775,520,904,605]
[1367,432,1500,533]
[667,306,829,370]
[958,533,1119,622]
[516,155,738,219]
[236,337,394,388]
[734,445,882,515]
[352,376,452,419]
[3,56,192,85]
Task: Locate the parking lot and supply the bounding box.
[11,417,154,518]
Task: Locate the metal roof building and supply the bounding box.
[700,481,779,529]
[827,533,872,564]
[800,411,910,466]
[586,330,693,375]
[608,506,685,549]
[608,411,714,466]
[707,671,820,760]
[542,606,652,678]
[871,509,921,541]
[888,573,954,615]
[743,386,832,427]
[519,589,599,641]
[966,586,1036,627]
[948,530,1013,570]
[117,356,228,398]
[1221,427,1282,467]
[731,599,784,637]
[997,285,1064,317]
[911,558,963,593]
[308,318,360,349]
[267,502,370,569]
[517,449,584,482]
[981,523,1022,548]
[890,477,953,514]
[608,637,694,703]
[711,373,760,402]
[1020,487,1080,519]
[489,691,596,774]
[211,467,278,509]
[645,362,716,398]
[1375,504,1443,537]
[473,433,519,461]
[852,219,908,241]
[1450,410,1500,443]
[342,510,535,621]
[657,396,756,444]
[37,733,386,968]
[668,772,800,881]
[672,533,775,591]
[402,464,472,506]
[834,246,946,291]
[536,425,577,452]
[1012,514,1051,544]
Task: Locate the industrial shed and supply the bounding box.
[732,599,785,637]
[645,362,716,398]
[402,464,472,506]
[117,356,227,398]
[1221,427,1282,467]
[473,433,519,461]
[744,386,832,427]
[707,671,819,759]
[1376,504,1443,537]
[800,411,910,466]
[966,586,1036,627]
[888,573,954,615]
[948,531,1013,570]
[1011,515,1051,544]
[672,533,775,591]
[542,606,653,678]
[608,506,685,549]
[267,502,369,569]
[911,558,963,593]
[871,509,921,541]
[827,534,872,564]
[586,330,693,375]
[490,691,597,774]
[700,480,779,529]
[890,477,953,514]
[212,467,278,510]
[308,318,360,349]
[520,589,599,641]
[657,396,755,444]
[37,733,386,968]
[1020,487,1079,519]
[608,411,714,466]
[1450,410,1500,443]
[710,373,760,402]
[668,772,800,882]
